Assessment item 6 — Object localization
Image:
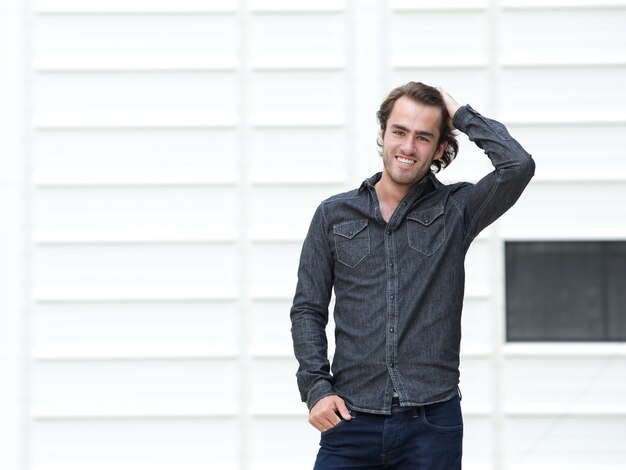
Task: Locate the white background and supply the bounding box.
[1,0,626,469]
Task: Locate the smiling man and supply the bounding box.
[290,82,535,469]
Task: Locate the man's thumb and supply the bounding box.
[335,398,352,420]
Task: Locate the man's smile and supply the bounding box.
[396,156,417,165]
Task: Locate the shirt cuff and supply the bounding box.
[306,380,335,410]
[452,104,477,134]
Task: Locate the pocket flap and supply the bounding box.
[333,219,368,240]
[407,206,444,227]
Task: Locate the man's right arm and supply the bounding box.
[290,203,336,410]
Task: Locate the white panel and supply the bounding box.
[389,12,488,66]
[249,358,303,414]
[501,0,626,8]
[249,71,345,126]
[506,124,626,181]
[33,71,238,126]
[500,9,626,64]
[390,0,487,9]
[465,239,491,297]
[33,0,239,12]
[249,185,343,240]
[33,186,238,242]
[461,298,493,353]
[463,416,495,469]
[503,356,626,411]
[31,418,239,470]
[33,243,239,300]
[33,129,239,184]
[32,359,238,416]
[249,127,347,183]
[247,416,319,470]
[249,13,345,68]
[503,416,626,469]
[249,300,293,356]
[32,301,239,358]
[437,133,496,184]
[499,182,626,239]
[249,242,301,298]
[249,0,345,10]
[500,67,626,122]
[33,14,238,69]
[459,357,493,411]
[389,68,490,116]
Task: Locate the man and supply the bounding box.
[290,82,535,469]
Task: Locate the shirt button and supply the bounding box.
[387,230,392,235]
[391,362,395,368]
[390,294,394,300]
[389,328,394,333]
[389,262,394,267]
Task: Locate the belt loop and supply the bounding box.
[411,407,418,418]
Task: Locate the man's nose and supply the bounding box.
[400,136,415,155]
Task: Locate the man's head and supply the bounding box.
[377,82,458,177]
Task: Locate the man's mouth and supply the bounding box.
[396,156,416,165]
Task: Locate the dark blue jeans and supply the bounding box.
[313,394,463,469]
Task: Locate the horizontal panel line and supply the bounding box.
[501,61,626,69]
[389,7,488,13]
[251,121,345,128]
[34,294,239,303]
[32,297,238,305]
[391,62,488,70]
[31,411,239,420]
[34,66,239,73]
[32,180,239,188]
[500,3,626,12]
[32,354,239,362]
[527,176,626,183]
[504,407,626,417]
[33,65,347,73]
[33,8,347,15]
[501,118,626,126]
[32,9,239,15]
[34,123,239,130]
[33,238,239,245]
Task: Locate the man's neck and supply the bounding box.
[374,172,411,206]
[374,173,414,222]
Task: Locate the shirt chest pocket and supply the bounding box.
[406,206,446,256]
[333,219,371,268]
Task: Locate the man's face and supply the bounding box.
[380,96,446,188]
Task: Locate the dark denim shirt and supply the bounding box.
[290,105,535,415]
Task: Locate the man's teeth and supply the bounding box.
[397,157,415,165]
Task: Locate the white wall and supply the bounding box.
[1,0,625,469]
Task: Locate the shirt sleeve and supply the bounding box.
[290,203,336,410]
[452,105,536,240]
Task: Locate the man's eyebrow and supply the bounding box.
[390,123,435,137]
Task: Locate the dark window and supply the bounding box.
[505,241,626,342]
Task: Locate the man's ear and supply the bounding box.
[433,141,446,161]
[377,127,385,147]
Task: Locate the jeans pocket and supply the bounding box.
[320,418,349,437]
[333,219,370,268]
[407,206,445,256]
[419,395,463,433]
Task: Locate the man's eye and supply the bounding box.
[393,131,404,136]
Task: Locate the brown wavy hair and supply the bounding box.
[376,82,458,173]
